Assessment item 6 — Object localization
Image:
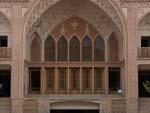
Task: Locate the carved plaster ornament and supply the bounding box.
[35,16,41,27]
[26,0,123,37]
[0,83,3,90]
[60,24,65,35]
[35,17,41,31]
[144,22,150,27]
[71,19,79,31]
[85,23,90,35]
[143,81,150,94]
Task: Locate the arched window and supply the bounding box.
[57,36,68,61]
[69,36,80,61]
[0,13,11,48]
[82,36,92,61]
[94,36,105,61]
[31,38,41,62]
[108,35,119,61]
[45,36,55,61]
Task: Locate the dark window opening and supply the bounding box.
[57,36,68,61]
[94,68,104,93]
[141,36,150,47]
[70,36,80,61]
[139,71,150,97]
[109,67,120,94]
[0,70,10,97]
[45,67,55,93]
[58,68,67,93]
[0,36,8,47]
[51,110,99,113]
[82,36,92,62]
[94,36,105,61]
[45,36,56,62]
[82,68,92,93]
[29,68,41,94]
[70,68,80,93]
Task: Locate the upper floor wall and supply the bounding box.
[0,0,150,61]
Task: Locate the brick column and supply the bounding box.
[11,4,24,113]
[126,3,138,113]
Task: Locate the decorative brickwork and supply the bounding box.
[0,0,149,113]
[122,0,150,2]
[0,0,28,2]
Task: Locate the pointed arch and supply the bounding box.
[82,36,92,61]
[108,33,119,62]
[0,13,11,32]
[94,36,105,61]
[30,34,41,62]
[69,36,80,61]
[57,36,68,61]
[45,36,56,61]
[138,13,150,28]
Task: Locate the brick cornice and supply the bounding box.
[0,0,29,2]
[121,0,150,2]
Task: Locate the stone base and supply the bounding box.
[126,98,138,113]
[11,99,24,113]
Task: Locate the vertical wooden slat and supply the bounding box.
[104,67,109,95]
[0,48,11,58]
[55,67,58,94]
[138,47,150,58]
[67,67,70,94]
[41,67,45,95]
[80,67,82,94]
[92,67,95,94]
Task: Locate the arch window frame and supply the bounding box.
[108,33,120,62]
[57,36,68,62]
[94,36,105,61]
[44,35,56,62]
[69,35,80,62]
[82,36,92,62]
[30,33,42,62]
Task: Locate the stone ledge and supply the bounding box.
[25,95,126,101]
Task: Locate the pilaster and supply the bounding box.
[11,3,24,113]
[126,3,138,113]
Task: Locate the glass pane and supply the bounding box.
[46,68,55,92]
[109,67,120,94]
[58,68,67,92]
[57,36,68,61]
[82,36,92,61]
[0,36,8,47]
[70,68,80,92]
[139,71,150,97]
[45,36,55,61]
[0,70,10,97]
[141,36,150,47]
[70,36,80,61]
[94,68,104,92]
[94,36,105,61]
[82,68,92,91]
[29,68,41,94]
[109,37,119,61]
